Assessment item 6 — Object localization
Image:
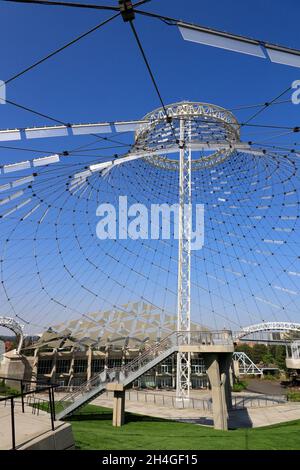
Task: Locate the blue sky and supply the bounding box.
[0,1,300,334]
[1,0,300,135]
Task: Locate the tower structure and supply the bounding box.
[134,101,240,400]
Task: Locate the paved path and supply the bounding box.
[0,400,66,450]
[246,378,287,396]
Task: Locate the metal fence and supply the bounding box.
[100,389,287,411]
[232,394,287,409]
[0,376,57,450]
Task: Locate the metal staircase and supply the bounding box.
[56,330,232,420]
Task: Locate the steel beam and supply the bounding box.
[176,118,192,402]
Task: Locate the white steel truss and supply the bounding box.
[176,118,192,401]
[235,322,300,340]
[0,316,24,354]
[232,352,262,375]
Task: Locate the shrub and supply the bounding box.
[232,380,247,392]
[287,391,300,402]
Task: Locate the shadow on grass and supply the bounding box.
[67,411,172,424]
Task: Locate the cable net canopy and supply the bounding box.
[0,101,299,337]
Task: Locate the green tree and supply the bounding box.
[251,344,268,364]
[235,343,253,360]
[273,345,286,370]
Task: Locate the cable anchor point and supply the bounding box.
[119,0,135,22]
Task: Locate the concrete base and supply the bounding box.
[204,353,232,430]
[0,351,33,390]
[18,423,74,450]
[107,383,125,427]
[0,401,75,450]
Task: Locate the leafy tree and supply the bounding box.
[251,344,268,363]
[235,343,253,360]
[273,345,286,370]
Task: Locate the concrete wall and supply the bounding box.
[18,423,75,450]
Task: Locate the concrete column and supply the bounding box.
[233,359,240,380]
[31,348,39,381]
[107,384,125,427]
[229,364,234,388]
[219,353,233,411]
[68,348,75,386]
[104,347,109,369]
[50,349,57,384]
[87,347,92,381]
[204,353,228,430]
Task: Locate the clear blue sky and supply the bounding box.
[1,1,300,334]
[1,0,300,135]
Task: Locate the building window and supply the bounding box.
[159,364,172,374]
[92,359,105,374]
[158,356,172,374]
[71,377,86,386]
[107,358,122,369]
[157,377,172,388]
[191,376,208,389]
[73,359,88,374]
[56,359,71,374]
[37,359,52,375]
[191,358,205,375]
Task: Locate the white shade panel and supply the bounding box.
[32,154,60,167]
[25,126,68,139]
[0,130,21,141]
[266,47,300,68]
[71,123,112,135]
[178,25,266,58]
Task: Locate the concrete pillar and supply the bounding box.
[107,383,125,427]
[204,353,228,430]
[1,352,26,391]
[87,347,92,381]
[229,364,234,388]
[219,353,233,411]
[50,349,57,384]
[233,359,240,380]
[31,348,39,381]
[68,348,75,386]
[104,347,109,370]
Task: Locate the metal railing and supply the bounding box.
[99,388,286,411]
[232,394,287,409]
[103,389,213,411]
[0,376,57,450]
[55,331,180,414]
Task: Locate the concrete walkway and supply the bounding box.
[246,378,287,396]
[0,401,74,450]
[92,392,300,429]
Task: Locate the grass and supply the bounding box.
[65,404,300,450]
[32,401,69,414]
[287,391,300,402]
[0,380,19,397]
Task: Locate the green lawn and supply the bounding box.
[65,404,300,450]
